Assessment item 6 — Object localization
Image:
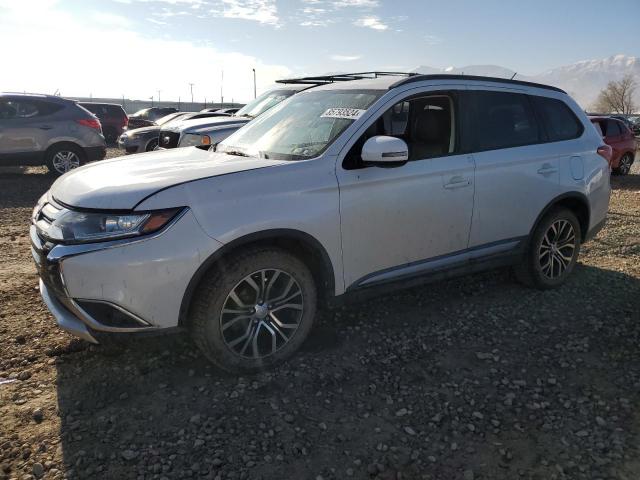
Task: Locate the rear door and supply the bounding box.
[604,119,623,163]
[466,89,565,248]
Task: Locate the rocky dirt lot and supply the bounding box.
[1,150,639,480]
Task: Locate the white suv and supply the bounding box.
[31,73,611,372]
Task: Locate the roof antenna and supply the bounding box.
[510,72,517,80]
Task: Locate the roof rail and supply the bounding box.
[276,71,418,85]
[389,74,566,93]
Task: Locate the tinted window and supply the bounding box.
[472,92,540,151]
[532,96,583,141]
[0,99,63,119]
[606,120,621,136]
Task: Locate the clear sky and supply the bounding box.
[1,0,638,103]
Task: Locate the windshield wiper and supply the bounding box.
[223,149,251,157]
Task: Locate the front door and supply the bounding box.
[336,91,475,289]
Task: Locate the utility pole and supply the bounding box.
[178,96,181,110]
[189,83,194,105]
[253,68,256,99]
[220,70,224,105]
[204,97,207,109]
[157,90,161,103]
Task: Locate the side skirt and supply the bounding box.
[329,238,526,306]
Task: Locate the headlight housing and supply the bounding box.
[180,133,211,148]
[35,206,183,244]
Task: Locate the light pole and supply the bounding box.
[149,96,154,107]
[189,83,194,105]
[157,90,161,104]
[220,70,224,105]
[252,68,256,99]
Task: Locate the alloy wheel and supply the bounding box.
[619,154,632,175]
[220,269,304,359]
[52,151,80,173]
[538,219,576,279]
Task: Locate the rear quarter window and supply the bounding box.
[531,96,583,142]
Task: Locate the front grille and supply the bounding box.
[159,130,180,149]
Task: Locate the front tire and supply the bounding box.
[145,138,159,152]
[189,247,317,373]
[613,153,633,176]
[514,208,581,289]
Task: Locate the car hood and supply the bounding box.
[124,125,160,136]
[164,115,250,132]
[50,147,287,210]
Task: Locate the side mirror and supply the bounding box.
[361,136,409,166]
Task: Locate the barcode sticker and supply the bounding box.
[321,108,366,120]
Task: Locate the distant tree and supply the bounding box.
[593,75,637,114]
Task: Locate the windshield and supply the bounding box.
[218,89,382,160]
[156,112,184,125]
[234,89,296,118]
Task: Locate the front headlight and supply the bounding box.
[32,193,47,222]
[180,133,211,148]
[36,207,183,244]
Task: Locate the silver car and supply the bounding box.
[31,73,611,373]
[118,112,230,154]
[0,93,106,175]
[158,85,312,149]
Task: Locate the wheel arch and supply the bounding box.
[529,192,591,243]
[44,141,86,160]
[178,229,336,327]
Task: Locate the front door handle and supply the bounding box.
[537,163,558,176]
[444,176,471,189]
[37,125,53,130]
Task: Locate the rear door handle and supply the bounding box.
[37,125,53,130]
[537,163,557,176]
[444,176,471,189]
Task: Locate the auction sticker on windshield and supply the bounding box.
[321,108,366,120]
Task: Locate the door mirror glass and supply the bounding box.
[361,136,408,165]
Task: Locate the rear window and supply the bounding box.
[606,120,621,136]
[80,104,125,117]
[471,91,540,151]
[531,96,583,142]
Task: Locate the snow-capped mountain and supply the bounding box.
[413,54,640,108]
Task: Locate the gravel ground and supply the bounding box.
[1,149,639,480]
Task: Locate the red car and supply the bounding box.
[80,103,128,145]
[589,116,636,175]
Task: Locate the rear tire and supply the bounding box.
[103,128,118,145]
[188,247,317,373]
[514,208,581,289]
[613,153,633,176]
[45,144,85,176]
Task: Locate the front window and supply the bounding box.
[218,89,382,160]
[234,89,297,119]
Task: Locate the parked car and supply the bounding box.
[127,107,179,130]
[159,86,309,149]
[79,102,128,144]
[118,111,233,154]
[0,93,106,175]
[590,116,636,175]
[31,73,611,373]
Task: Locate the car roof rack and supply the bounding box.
[276,72,418,85]
[389,74,566,93]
